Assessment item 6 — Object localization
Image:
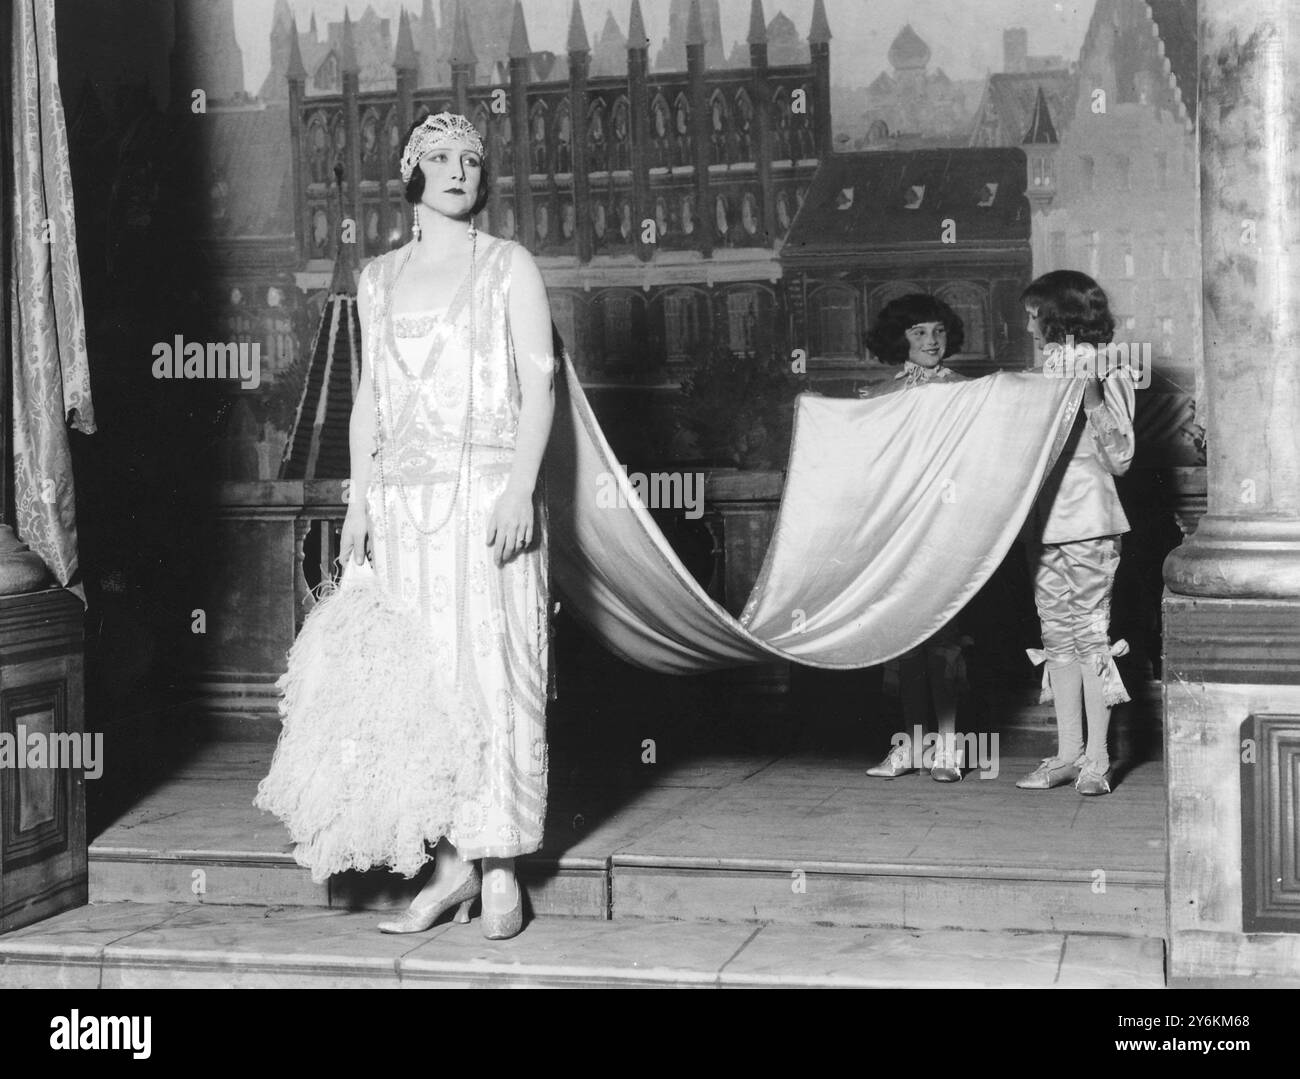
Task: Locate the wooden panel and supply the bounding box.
[1164,596,1300,684]
[1,680,69,870]
[0,589,87,933]
[1242,713,1300,932]
[1164,678,1300,982]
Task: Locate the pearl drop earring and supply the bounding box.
[412,204,422,241]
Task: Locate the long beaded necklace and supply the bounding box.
[373,226,477,536]
[372,224,479,687]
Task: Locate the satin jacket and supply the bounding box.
[1022,370,1136,545]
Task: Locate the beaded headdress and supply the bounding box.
[400,112,486,184]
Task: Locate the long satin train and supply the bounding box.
[544,349,1084,673]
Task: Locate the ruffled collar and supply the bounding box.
[894,360,953,387]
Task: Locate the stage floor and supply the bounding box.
[86,739,1166,935]
[0,740,1168,988]
[92,739,1166,870]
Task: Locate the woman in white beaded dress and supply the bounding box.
[333,113,554,939]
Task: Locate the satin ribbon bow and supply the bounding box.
[1026,640,1130,705]
[896,361,951,388]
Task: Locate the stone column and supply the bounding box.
[1164,7,1300,598]
[1162,0,1300,985]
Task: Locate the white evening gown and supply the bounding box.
[257,235,550,881]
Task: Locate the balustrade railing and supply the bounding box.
[198,473,787,727]
[196,465,1205,729]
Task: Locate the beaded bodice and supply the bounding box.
[362,236,521,485]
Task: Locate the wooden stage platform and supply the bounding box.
[0,721,1168,988]
[85,738,1166,932]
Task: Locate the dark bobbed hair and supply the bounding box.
[864,293,965,365]
[1020,270,1115,347]
[401,119,491,217]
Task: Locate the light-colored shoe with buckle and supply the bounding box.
[1075,760,1112,796]
[1016,754,1084,790]
[866,742,916,778]
[930,742,963,783]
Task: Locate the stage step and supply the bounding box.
[0,902,1164,989]
[88,847,610,920]
[88,850,1162,937]
[610,858,1164,937]
[79,742,1168,939]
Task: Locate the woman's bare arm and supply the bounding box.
[340,271,376,565]
[486,244,556,564]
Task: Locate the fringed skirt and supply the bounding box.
[255,460,550,883]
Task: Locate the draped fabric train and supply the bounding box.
[545,359,1084,672]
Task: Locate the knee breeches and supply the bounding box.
[1029,536,1121,667]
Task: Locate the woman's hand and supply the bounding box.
[487,484,535,566]
[339,501,371,567]
[1041,341,1065,375]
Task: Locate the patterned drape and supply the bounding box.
[9,0,94,597]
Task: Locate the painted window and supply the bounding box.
[812,287,859,357]
[1114,153,1131,191]
[726,289,762,354]
[551,293,578,356]
[663,290,704,363]
[937,282,988,356]
[602,292,634,366]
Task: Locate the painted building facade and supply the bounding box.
[781,148,1033,390]
[970,0,1201,461]
[856,24,981,147]
[275,0,832,467]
